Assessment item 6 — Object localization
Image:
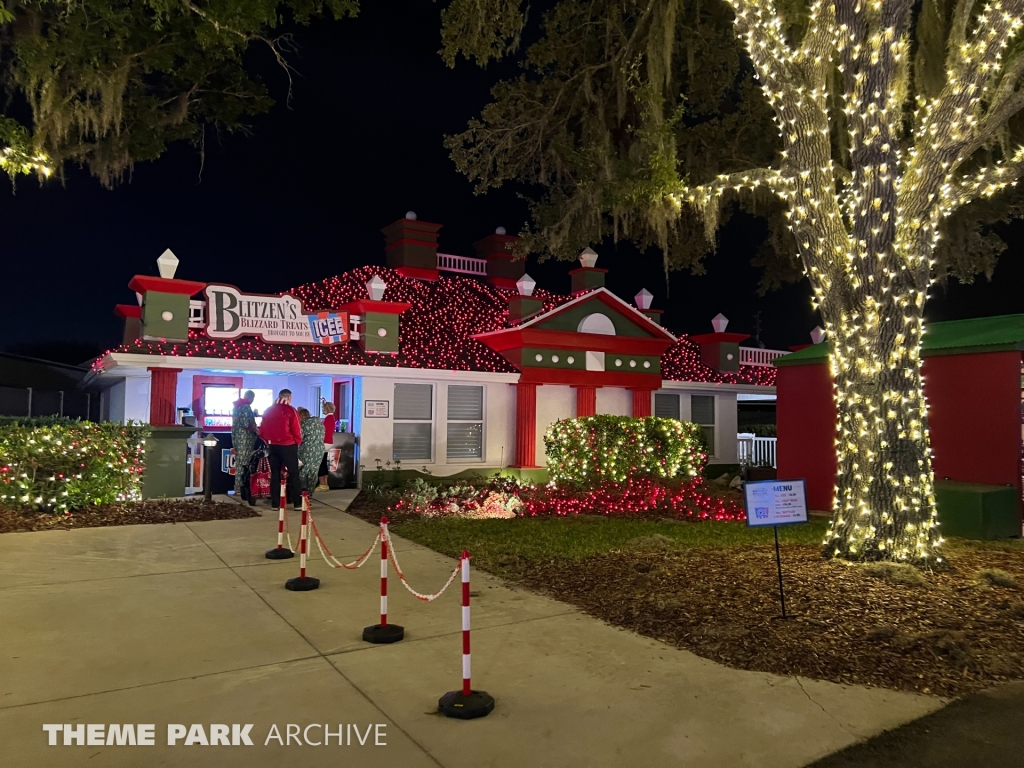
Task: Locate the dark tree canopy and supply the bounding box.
[442,0,1024,290]
[0,0,358,187]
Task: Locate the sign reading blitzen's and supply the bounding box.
[204,285,349,345]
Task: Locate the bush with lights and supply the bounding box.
[391,476,522,519]
[0,420,149,513]
[544,416,706,487]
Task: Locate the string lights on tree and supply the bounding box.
[663,0,1024,564]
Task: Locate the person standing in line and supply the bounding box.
[317,402,337,491]
[258,389,303,509]
[231,390,259,506]
[297,407,326,495]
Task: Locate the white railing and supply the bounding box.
[739,347,787,367]
[437,253,488,276]
[737,433,777,468]
[188,300,206,327]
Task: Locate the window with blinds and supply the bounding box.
[654,393,681,420]
[393,384,433,461]
[691,394,716,456]
[447,385,484,460]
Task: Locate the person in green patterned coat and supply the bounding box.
[231,390,259,505]
[297,407,326,496]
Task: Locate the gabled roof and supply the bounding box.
[922,313,1024,354]
[103,266,776,386]
[473,287,676,342]
[775,313,1024,368]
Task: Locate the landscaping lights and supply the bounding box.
[0,420,148,513]
[544,415,706,486]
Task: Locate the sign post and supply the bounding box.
[743,479,808,619]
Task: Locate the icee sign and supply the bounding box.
[204,284,349,346]
[744,479,808,527]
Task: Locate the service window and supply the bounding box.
[393,384,433,461]
[447,385,484,460]
[654,393,681,420]
[201,386,273,429]
[691,394,716,456]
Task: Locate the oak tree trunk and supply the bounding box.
[819,287,941,563]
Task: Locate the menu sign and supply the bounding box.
[364,400,389,418]
[204,284,349,345]
[744,479,808,527]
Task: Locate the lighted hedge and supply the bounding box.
[0,420,149,513]
[544,415,707,486]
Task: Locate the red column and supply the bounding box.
[148,368,181,426]
[574,386,597,417]
[631,389,653,418]
[513,382,538,468]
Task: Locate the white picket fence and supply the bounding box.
[737,433,777,467]
[739,347,788,367]
[437,253,488,276]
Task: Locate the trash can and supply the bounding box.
[326,432,356,489]
[143,426,200,499]
[934,480,1020,540]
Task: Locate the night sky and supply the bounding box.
[2,1,1024,363]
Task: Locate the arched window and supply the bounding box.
[577,313,616,335]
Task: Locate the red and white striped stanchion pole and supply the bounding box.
[265,471,294,559]
[285,491,320,591]
[363,516,404,643]
[438,551,494,719]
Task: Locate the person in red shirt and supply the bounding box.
[317,402,337,491]
[258,389,303,509]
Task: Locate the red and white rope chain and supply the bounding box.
[307,510,380,570]
[384,530,460,601]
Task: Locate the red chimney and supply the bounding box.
[381,211,442,281]
[474,227,524,289]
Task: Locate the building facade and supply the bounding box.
[91,215,780,483]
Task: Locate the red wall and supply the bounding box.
[776,351,1023,516]
[776,363,837,511]
[924,352,1022,505]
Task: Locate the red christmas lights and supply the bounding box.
[98,266,777,387]
[389,476,746,521]
[519,477,746,521]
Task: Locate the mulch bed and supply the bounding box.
[0,499,259,533]
[495,543,1024,698]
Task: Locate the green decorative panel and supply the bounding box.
[699,341,741,372]
[141,292,190,341]
[535,297,654,337]
[519,348,586,369]
[509,296,544,323]
[361,312,401,353]
[604,354,661,374]
[570,269,606,293]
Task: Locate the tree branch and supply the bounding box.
[940,147,1024,213]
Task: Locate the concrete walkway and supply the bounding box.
[0,491,943,767]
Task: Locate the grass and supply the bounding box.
[392,515,832,565]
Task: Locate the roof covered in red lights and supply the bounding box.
[106,266,776,386]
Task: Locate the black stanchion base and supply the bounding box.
[438,690,495,720]
[362,624,405,644]
[285,576,320,591]
[265,548,295,560]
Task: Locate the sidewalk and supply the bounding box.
[809,681,1024,768]
[0,491,943,767]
